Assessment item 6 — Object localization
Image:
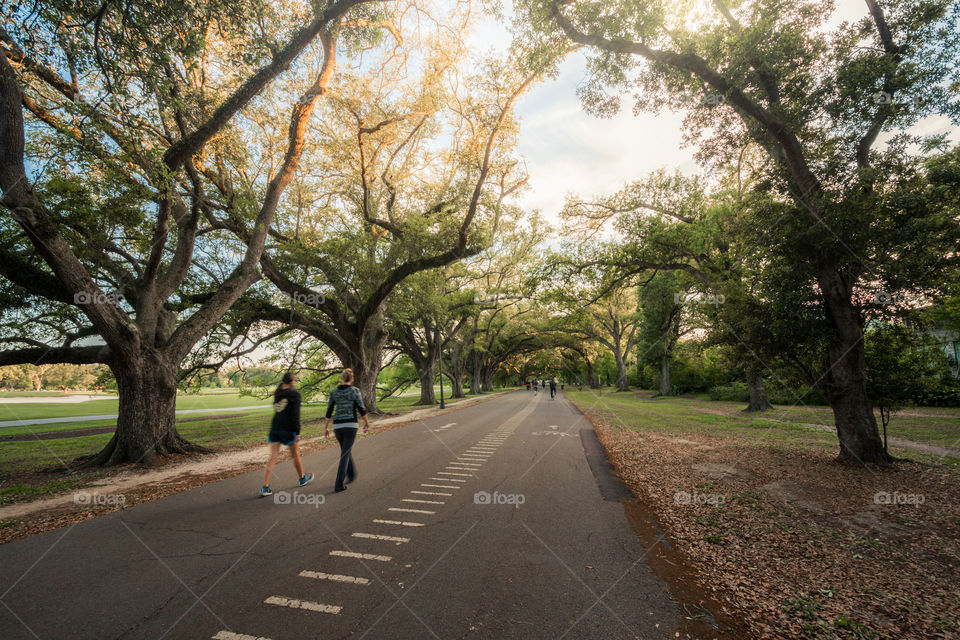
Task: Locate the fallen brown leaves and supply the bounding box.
[585,409,960,640]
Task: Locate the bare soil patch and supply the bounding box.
[580,406,960,640]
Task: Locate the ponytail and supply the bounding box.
[341,368,354,384]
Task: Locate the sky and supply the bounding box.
[468,0,960,221]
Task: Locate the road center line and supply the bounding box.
[212,632,273,640]
[299,571,370,585]
[329,550,392,562]
[264,596,341,614]
[437,471,473,477]
[403,498,444,505]
[411,490,452,496]
[421,483,459,489]
[351,532,410,543]
[429,477,466,482]
[373,519,424,527]
[389,507,435,514]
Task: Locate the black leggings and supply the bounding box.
[334,427,357,490]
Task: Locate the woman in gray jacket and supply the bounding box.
[324,368,370,492]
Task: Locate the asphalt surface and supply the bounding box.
[0,390,682,640]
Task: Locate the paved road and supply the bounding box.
[0,391,681,640]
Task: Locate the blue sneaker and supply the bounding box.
[298,473,314,488]
[258,485,272,498]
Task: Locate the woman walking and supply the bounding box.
[323,368,370,493]
[259,373,313,498]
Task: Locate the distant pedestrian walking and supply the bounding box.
[259,373,313,497]
[324,368,370,493]
[532,379,539,395]
[549,379,557,399]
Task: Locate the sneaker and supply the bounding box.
[258,485,272,498]
[298,473,314,488]
[334,486,348,493]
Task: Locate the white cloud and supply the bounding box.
[470,0,960,222]
[514,54,701,219]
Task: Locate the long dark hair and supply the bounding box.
[275,372,295,395]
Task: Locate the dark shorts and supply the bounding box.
[268,430,298,446]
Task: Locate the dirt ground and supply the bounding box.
[582,407,960,640]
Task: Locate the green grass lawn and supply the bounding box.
[0,388,272,423]
[0,385,497,423]
[0,390,117,398]
[566,388,960,456]
[0,387,508,477]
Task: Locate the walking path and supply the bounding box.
[0,391,682,639]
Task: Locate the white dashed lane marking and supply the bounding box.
[429,477,466,482]
[330,550,392,562]
[389,507,435,514]
[437,471,473,477]
[299,571,371,585]
[212,632,272,640]
[264,596,341,614]
[411,490,452,496]
[373,519,424,527]
[402,498,444,505]
[421,483,459,489]
[351,532,409,544]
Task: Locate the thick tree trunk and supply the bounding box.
[818,266,889,464]
[745,365,772,412]
[586,358,600,389]
[658,355,671,396]
[82,351,202,467]
[448,368,465,398]
[481,366,494,393]
[340,316,387,414]
[396,323,439,405]
[417,362,436,405]
[614,352,629,391]
[350,359,380,414]
[467,351,483,394]
[448,343,466,398]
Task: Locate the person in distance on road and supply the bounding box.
[259,372,313,498]
[324,368,370,493]
[532,379,539,395]
[549,378,557,399]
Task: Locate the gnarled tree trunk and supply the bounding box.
[447,343,466,398]
[658,356,671,396]
[818,266,888,464]
[614,351,630,391]
[467,350,483,394]
[447,369,464,398]
[83,350,203,467]
[338,314,387,414]
[480,365,494,393]
[586,357,600,389]
[745,365,772,412]
[417,362,436,405]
